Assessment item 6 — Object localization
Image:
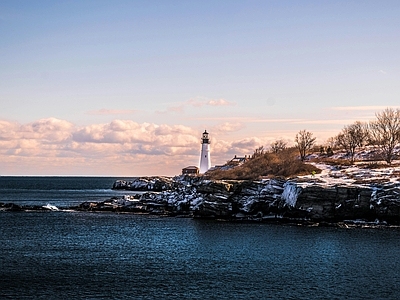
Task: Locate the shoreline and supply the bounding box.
[1,200,399,229]
[3,162,400,228]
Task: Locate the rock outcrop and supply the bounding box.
[3,174,400,226]
[113,177,174,192]
[108,176,400,225]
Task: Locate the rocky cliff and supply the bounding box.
[3,165,400,227]
[108,175,400,225]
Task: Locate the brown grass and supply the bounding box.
[207,148,320,180]
[311,157,353,167]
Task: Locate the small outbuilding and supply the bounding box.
[229,155,248,166]
[182,166,199,176]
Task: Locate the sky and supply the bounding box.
[1,0,399,176]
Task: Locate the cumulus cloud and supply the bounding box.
[0,117,282,175]
[0,118,206,174]
[0,118,74,160]
[0,118,74,144]
[22,118,74,143]
[0,120,19,141]
[231,137,264,150]
[72,121,198,148]
[212,137,268,159]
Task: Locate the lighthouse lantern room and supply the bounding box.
[199,130,211,174]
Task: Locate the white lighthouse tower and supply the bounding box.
[199,130,211,174]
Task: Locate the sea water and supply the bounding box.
[0,176,138,207]
[1,177,400,299]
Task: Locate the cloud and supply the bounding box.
[212,122,244,133]
[163,105,185,113]
[0,118,211,175]
[211,136,274,161]
[231,137,264,149]
[292,119,358,125]
[196,116,348,126]
[0,120,19,141]
[159,97,235,113]
[0,118,75,159]
[0,118,74,144]
[331,106,400,111]
[3,115,348,176]
[24,118,74,142]
[0,118,202,160]
[0,117,284,175]
[72,121,199,149]
[206,99,234,106]
[193,116,303,123]
[187,97,235,107]
[378,70,387,75]
[87,109,138,115]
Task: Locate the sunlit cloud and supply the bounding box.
[0,118,208,175]
[2,114,376,175]
[193,116,303,123]
[158,97,236,114]
[72,120,199,149]
[292,119,358,125]
[211,122,244,133]
[194,116,364,127]
[212,136,274,159]
[87,109,138,115]
[165,105,184,113]
[187,97,235,107]
[0,117,287,175]
[331,106,400,111]
[207,99,234,106]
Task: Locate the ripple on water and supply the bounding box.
[1,213,400,299]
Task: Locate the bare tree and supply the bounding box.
[252,146,265,158]
[335,121,369,163]
[369,108,400,164]
[326,136,338,149]
[270,139,287,153]
[324,137,337,156]
[295,130,316,161]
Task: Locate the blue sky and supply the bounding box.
[1,1,399,175]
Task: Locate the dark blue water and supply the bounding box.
[0,176,138,207]
[1,177,400,299]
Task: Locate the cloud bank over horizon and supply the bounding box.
[0,117,276,176]
[0,104,395,176]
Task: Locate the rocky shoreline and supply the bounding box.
[110,175,400,226]
[3,172,400,228]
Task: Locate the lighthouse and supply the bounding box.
[199,130,211,174]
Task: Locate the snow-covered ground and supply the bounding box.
[296,145,400,187]
[298,161,400,188]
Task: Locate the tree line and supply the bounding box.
[273,108,400,164]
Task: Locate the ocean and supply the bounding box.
[1,176,400,299]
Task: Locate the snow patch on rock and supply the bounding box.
[282,182,302,207]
